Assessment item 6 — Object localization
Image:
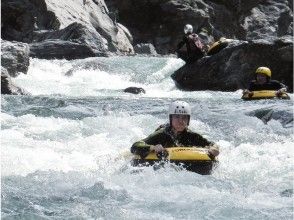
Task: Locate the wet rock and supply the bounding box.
[1,67,30,95]
[171,37,293,92]
[1,40,30,77]
[123,87,146,94]
[30,22,107,59]
[280,189,293,197]
[1,0,60,43]
[247,108,293,128]
[30,40,101,60]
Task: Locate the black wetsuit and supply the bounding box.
[248,80,287,91]
[131,125,214,157]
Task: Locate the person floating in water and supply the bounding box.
[131,101,219,158]
[176,24,206,64]
[243,67,288,97]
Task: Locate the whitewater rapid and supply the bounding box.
[1,56,293,219]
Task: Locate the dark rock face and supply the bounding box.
[1,40,30,77]
[1,0,60,43]
[30,22,108,59]
[123,87,146,94]
[1,67,30,95]
[105,0,293,54]
[30,40,100,60]
[171,37,293,92]
[242,0,293,40]
[134,43,158,55]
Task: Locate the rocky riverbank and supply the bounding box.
[1,0,293,94]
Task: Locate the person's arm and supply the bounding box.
[277,82,288,92]
[130,130,165,156]
[190,132,220,157]
[243,81,255,96]
[270,80,288,96]
[276,87,287,96]
[207,144,220,158]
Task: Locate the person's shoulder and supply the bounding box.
[144,127,165,140]
[152,127,165,134]
[151,124,171,136]
[155,123,169,131]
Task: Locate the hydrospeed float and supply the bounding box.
[207,37,233,56]
[131,147,218,175]
[242,90,290,100]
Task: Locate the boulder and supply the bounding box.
[30,22,107,59]
[1,67,30,95]
[171,37,293,92]
[123,87,146,94]
[1,40,30,77]
[30,40,103,60]
[44,0,133,54]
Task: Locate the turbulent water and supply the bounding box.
[1,56,293,220]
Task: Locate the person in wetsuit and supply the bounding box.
[130,101,219,158]
[176,24,206,64]
[243,67,288,97]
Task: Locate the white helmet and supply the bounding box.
[184,24,193,34]
[169,101,191,115]
[169,101,191,125]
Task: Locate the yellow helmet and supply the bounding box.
[256,67,271,77]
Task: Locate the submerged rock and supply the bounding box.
[280,189,293,197]
[247,108,293,128]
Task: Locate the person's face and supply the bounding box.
[256,74,267,84]
[171,114,189,133]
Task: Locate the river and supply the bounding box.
[1,56,293,219]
